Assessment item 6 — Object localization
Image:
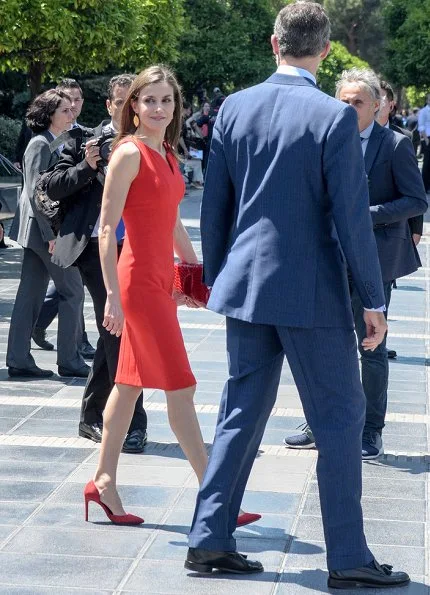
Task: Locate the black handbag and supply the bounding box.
[33,165,66,234]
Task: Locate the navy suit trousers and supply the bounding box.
[350,281,393,434]
[188,317,374,571]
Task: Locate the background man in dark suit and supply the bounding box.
[186,3,410,589]
[285,69,427,460]
[377,80,423,248]
[45,74,147,454]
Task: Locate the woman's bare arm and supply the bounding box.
[99,141,140,335]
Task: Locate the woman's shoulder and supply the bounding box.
[112,136,141,159]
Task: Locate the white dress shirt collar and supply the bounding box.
[276,65,316,86]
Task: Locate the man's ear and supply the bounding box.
[271,34,280,58]
[320,41,331,60]
[106,99,112,116]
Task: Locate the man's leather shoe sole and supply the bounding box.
[328,563,410,589]
[328,576,410,589]
[185,548,263,575]
[8,367,54,378]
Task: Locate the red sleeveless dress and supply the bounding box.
[115,137,196,390]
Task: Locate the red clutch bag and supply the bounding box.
[173,263,210,305]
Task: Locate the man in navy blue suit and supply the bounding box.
[185,2,411,589]
[285,70,427,457]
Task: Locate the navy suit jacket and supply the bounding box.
[201,73,386,328]
[366,122,427,282]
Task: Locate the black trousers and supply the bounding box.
[422,141,430,192]
[76,240,147,431]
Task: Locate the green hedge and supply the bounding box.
[0,116,21,161]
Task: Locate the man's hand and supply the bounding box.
[48,239,56,254]
[362,311,387,351]
[85,140,101,170]
[413,233,421,246]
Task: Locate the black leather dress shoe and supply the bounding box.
[80,340,96,360]
[185,548,263,574]
[79,421,103,443]
[31,327,54,351]
[328,560,410,589]
[8,366,54,378]
[58,364,91,378]
[387,349,397,359]
[122,429,148,453]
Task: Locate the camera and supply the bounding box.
[92,126,116,168]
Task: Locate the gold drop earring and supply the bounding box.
[133,114,140,127]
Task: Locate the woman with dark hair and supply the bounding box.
[6,89,89,378]
[85,65,259,528]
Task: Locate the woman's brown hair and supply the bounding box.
[113,65,183,158]
[26,89,71,133]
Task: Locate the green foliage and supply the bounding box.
[0,0,185,96]
[0,116,21,160]
[318,40,369,97]
[175,0,275,98]
[405,86,430,108]
[383,0,430,87]
[323,0,384,71]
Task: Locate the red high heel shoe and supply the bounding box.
[84,480,144,525]
[236,512,262,527]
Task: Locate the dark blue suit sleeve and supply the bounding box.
[369,136,427,224]
[200,103,235,286]
[323,106,385,309]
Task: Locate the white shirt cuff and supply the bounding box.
[364,306,386,312]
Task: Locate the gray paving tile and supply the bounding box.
[3,526,150,558]
[11,418,80,437]
[0,552,131,589]
[0,461,77,482]
[284,539,426,575]
[0,418,19,433]
[308,477,426,499]
[0,405,38,418]
[142,530,287,568]
[31,406,79,420]
[295,515,425,546]
[0,588,112,595]
[0,480,57,502]
[0,445,92,463]
[69,464,193,487]
[51,482,180,509]
[123,559,278,594]
[0,501,39,525]
[384,435,428,451]
[362,459,427,479]
[303,493,425,522]
[277,570,428,594]
[163,507,295,541]
[27,502,165,530]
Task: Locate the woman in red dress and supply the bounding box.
[84,66,259,528]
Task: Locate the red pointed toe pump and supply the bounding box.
[236,512,262,527]
[84,480,144,525]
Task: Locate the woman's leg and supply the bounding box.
[93,383,141,514]
[165,385,208,484]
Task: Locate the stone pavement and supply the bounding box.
[0,191,428,594]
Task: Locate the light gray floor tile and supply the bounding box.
[0,552,131,589]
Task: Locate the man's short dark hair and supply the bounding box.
[274,1,331,59]
[26,89,71,133]
[56,78,83,98]
[380,80,394,102]
[107,74,136,100]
